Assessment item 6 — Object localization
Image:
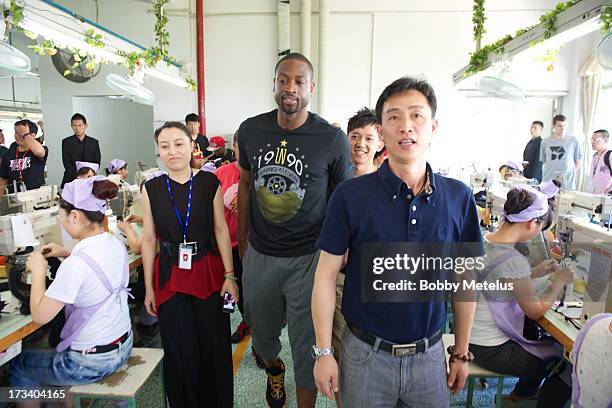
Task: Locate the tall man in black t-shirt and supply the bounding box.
[238,53,351,408]
[0,120,48,196]
[522,120,544,182]
[60,113,101,188]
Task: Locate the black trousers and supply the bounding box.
[232,247,245,316]
[471,340,571,408]
[157,292,233,407]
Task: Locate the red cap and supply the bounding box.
[207,136,226,151]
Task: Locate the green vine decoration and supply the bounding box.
[465,35,512,76]
[539,0,580,40]
[153,0,170,55]
[464,0,583,77]
[28,39,100,77]
[2,0,24,30]
[28,39,58,56]
[472,0,486,46]
[602,6,611,33]
[84,28,105,48]
[4,0,193,90]
[185,77,196,91]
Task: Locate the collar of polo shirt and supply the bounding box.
[377,160,436,200]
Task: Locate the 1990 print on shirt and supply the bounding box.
[238,110,351,257]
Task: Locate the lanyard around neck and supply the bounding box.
[15,147,30,181]
[165,172,193,243]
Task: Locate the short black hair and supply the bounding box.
[274,52,314,79]
[504,188,553,231]
[375,76,437,123]
[552,114,566,125]
[71,113,87,124]
[154,121,191,143]
[594,129,609,141]
[347,107,378,134]
[185,113,200,123]
[532,121,544,128]
[15,119,38,136]
[76,167,95,177]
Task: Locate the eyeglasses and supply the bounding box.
[591,137,603,143]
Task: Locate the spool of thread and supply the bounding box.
[573,279,587,294]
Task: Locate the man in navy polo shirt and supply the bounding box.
[312,77,483,407]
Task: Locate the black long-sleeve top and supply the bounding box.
[61,135,101,187]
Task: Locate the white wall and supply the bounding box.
[72,96,156,184]
[35,0,568,174]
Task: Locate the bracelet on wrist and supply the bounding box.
[224,273,237,281]
[447,345,474,364]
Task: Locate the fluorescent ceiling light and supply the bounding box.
[19,19,123,64]
[453,0,606,87]
[144,67,188,88]
[11,0,187,89]
[0,110,43,120]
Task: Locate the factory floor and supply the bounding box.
[1,310,537,408]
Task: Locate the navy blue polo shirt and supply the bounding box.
[317,160,484,343]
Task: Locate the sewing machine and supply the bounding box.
[0,186,58,216]
[470,170,495,192]
[108,184,141,221]
[501,176,539,189]
[134,167,161,188]
[555,212,612,324]
[556,191,612,227]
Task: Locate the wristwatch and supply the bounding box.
[311,345,335,360]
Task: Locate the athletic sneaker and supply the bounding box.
[231,321,251,343]
[265,358,286,408]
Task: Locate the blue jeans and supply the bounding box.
[11,332,133,387]
[340,328,450,408]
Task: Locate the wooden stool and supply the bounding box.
[442,334,507,408]
[69,348,166,408]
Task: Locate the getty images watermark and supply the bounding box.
[360,242,513,302]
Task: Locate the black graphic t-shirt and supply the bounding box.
[238,110,351,257]
[0,142,49,193]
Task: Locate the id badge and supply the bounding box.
[178,243,193,269]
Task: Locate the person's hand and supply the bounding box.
[124,214,143,224]
[117,220,134,234]
[26,250,48,276]
[144,288,157,317]
[40,243,70,258]
[314,355,339,400]
[447,359,469,394]
[554,267,574,286]
[532,259,558,278]
[221,277,239,302]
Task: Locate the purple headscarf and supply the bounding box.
[107,159,127,174]
[61,176,108,214]
[75,161,99,173]
[504,160,523,171]
[499,185,549,224]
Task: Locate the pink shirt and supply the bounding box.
[590,150,612,194]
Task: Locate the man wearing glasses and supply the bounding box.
[0,120,48,196]
[588,129,612,195]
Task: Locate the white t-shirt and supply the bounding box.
[45,232,131,350]
[470,238,532,347]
